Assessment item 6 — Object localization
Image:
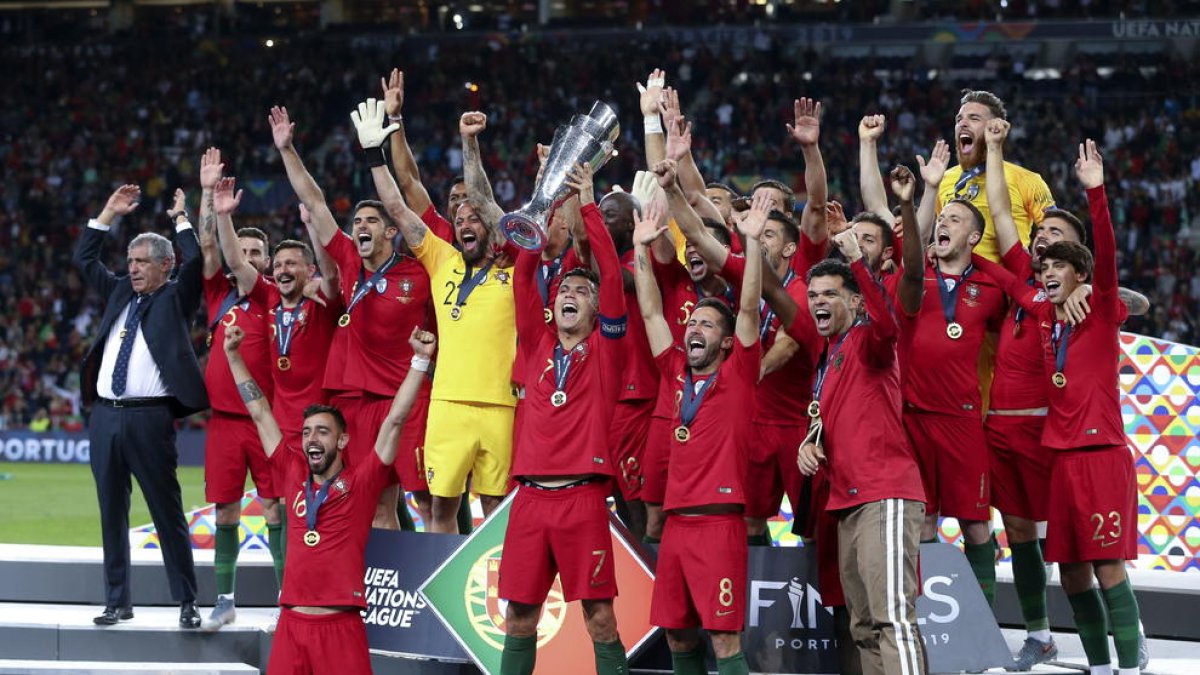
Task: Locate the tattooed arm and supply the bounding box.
[224,326,282,456]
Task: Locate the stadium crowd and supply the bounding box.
[4,29,1196,431]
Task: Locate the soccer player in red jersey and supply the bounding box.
[894,173,1008,604]
[498,163,630,675]
[382,68,461,242]
[269,105,434,531]
[973,140,1144,675]
[196,149,284,629]
[598,189,658,541]
[635,169,767,675]
[795,224,927,675]
[224,323,433,675]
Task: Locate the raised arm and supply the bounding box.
[653,155,729,271]
[915,139,951,246]
[632,198,673,357]
[834,227,898,364]
[1076,139,1117,295]
[567,164,626,325]
[971,253,1041,313]
[167,189,204,313]
[269,106,340,248]
[661,89,724,225]
[376,328,436,464]
[638,69,667,168]
[788,98,828,245]
[382,69,434,217]
[459,111,506,233]
[858,114,893,221]
[734,192,767,348]
[212,177,257,296]
[350,98,429,248]
[890,166,925,316]
[298,204,340,300]
[224,326,282,456]
[73,185,140,298]
[984,119,1022,257]
[760,332,800,379]
[198,147,223,279]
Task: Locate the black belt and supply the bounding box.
[98,397,172,409]
[516,477,597,491]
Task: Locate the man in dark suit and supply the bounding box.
[73,184,209,629]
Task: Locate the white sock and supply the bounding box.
[1089,665,1113,675]
[1029,628,1052,642]
[1117,668,1140,675]
[218,593,234,602]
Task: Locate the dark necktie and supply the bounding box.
[111,295,147,397]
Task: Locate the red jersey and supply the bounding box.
[896,259,1007,417]
[511,245,584,389]
[656,340,760,512]
[990,245,1049,410]
[323,231,433,397]
[618,249,658,402]
[419,205,455,243]
[204,273,274,415]
[788,259,925,511]
[264,282,344,436]
[272,441,390,609]
[789,231,828,277]
[512,204,625,476]
[976,186,1127,451]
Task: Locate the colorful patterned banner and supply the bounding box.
[134,333,1200,573]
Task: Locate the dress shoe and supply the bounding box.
[179,601,201,629]
[93,606,134,625]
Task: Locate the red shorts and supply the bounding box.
[331,390,429,492]
[744,423,805,519]
[1044,445,1137,564]
[903,409,990,521]
[499,480,616,604]
[651,513,747,632]
[610,399,654,500]
[269,608,371,675]
[985,414,1052,521]
[205,410,277,503]
[640,416,673,505]
[810,470,845,608]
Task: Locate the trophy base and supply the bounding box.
[500,212,546,252]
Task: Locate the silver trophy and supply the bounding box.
[501,101,620,251]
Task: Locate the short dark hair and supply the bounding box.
[272,239,315,264]
[702,218,732,248]
[851,212,894,249]
[960,89,1008,121]
[945,197,986,236]
[236,227,269,247]
[705,182,739,199]
[767,210,800,244]
[1041,241,1093,282]
[352,200,398,232]
[694,297,736,337]
[302,403,346,434]
[451,176,466,188]
[561,266,600,291]
[806,258,860,294]
[750,179,797,213]
[1041,208,1088,246]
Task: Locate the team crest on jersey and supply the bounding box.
[1033,289,1048,303]
[834,353,845,371]
[494,270,511,285]
[297,310,307,323]
[963,283,981,307]
[426,468,435,482]
[375,278,388,294]
[398,279,413,304]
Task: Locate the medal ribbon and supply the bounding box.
[759,269,795,342]
[1052,321,1072,375]
[1013,276,1037,329]
[304,468,343,534]
[811,323,855,405]
[954,164,986,196]
[934,264,973,330]
[208,286,245,334]
[275,299,307,358]
[552,343,574,393]
[679,371,718,428]
[345,252,400,317]
[536,241,571,306]
[455,261,496,310]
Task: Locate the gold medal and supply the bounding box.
[674,425,691,443]
[551,390,567,407]
[946,322,964,340]
[543,307,553,324]
[1052,372,1067,388]
[119,328,127,340]
[338,314,350,327]
[450,306,462,321]
[206,333,213,347]
[807,401,821,419]
[278,357,291,371]
[303,530,320,547]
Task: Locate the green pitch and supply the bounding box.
[0,462,209,546]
